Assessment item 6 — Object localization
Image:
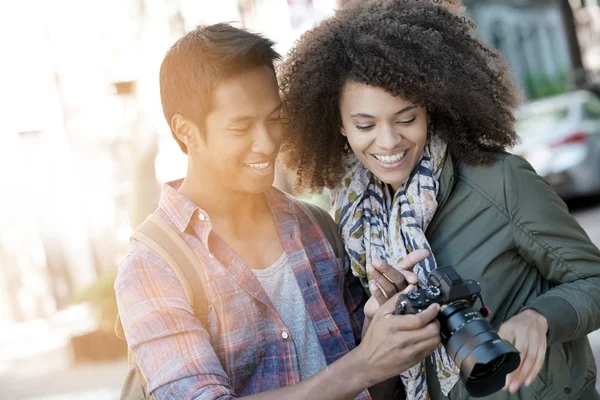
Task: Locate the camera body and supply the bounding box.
[395,265,480,317]
[395,265,520,398]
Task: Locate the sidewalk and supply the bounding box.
[0,305,128,399]
[2,359,128,400]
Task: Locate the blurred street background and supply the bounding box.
[1,0,600,398]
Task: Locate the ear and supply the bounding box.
[340,125,347,137]
[171,114,200,149]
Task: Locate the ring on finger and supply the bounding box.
[377,283,390,299]
[382,272,404,292]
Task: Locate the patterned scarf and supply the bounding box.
[333,135,459,399]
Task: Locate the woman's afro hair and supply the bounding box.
[279,0,522,192]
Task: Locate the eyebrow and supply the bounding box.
[228,102,283,124]
[350,105,419,119]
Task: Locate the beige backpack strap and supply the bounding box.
[116,214,210,400]
[133,214,210,323]
[115,213,210,343]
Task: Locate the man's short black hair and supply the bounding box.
[159,23,281,153]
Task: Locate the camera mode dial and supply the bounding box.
[407,290,421,300]
[426,286,441,299]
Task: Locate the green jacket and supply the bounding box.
[423,152,600,400]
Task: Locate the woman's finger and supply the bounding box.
[525,333,547,386]
[397,249,430,271]
[517,329,542,386]
[401,284,416,294]
[370,282,388,306]
[372,258,407,291]
[401,270,419,285]
[506,335,529,392]
[368,263,398,298]
[510,343,534,392]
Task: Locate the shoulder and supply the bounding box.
[274,187,336,224]
[456,152,536,178]
[115,239,176,290]
[296,198,335,223]
[453,152,539,207]
[285,194,345,259]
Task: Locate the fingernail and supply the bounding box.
[370,283,378,293]
[366,264,373,272]
[372,258,382,267]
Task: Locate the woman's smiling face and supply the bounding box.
[340,81,429,191]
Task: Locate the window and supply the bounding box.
[583,96,600,120]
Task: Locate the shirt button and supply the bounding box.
[281,331,290,340]
[199,214,206,221]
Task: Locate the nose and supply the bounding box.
[376,123,401,151]
[251,123,280,156]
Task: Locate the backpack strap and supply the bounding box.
[115,214,211,400]
[133,214,210,323]
[297,200,345,260]
[115,214,209,342]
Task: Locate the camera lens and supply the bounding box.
[438,302,521,398]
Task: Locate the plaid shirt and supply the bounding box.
[115,181,370,399]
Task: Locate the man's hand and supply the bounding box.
[499,309,549,393]
[358,293,441,385]
[364,249,427,319]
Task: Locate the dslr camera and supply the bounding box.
[395,266,520,398]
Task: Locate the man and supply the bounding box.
[115,23,440,400]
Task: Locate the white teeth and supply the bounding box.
[374,152,406,163]
[246,161,271,169]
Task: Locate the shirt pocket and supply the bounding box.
[314,256,344,281]
[313,257,345,307]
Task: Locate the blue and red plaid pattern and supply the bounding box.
[115,180,369,399]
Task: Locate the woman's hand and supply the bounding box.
[499,309,549,393]
[363,249,428,320]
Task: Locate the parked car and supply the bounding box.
[513,89,600,200]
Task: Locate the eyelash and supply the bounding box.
[230,127,249,136]
[356,116,416,131]
[230,117,281,134]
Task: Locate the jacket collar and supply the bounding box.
[437,151,457,205]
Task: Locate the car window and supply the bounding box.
[514,107,569,133]
[583,96,600,120]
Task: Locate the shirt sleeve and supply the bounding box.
[115,246,238,400]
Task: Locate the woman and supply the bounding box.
[279,1,600,399]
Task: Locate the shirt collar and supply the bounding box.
[159,179,295,238]
[265,186,295,216]
[159,179,205,233]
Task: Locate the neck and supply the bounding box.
[178,162,268,225]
